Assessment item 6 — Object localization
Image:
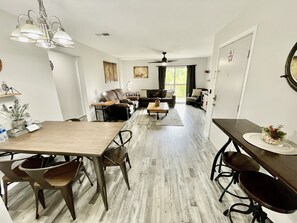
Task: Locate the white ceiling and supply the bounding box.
[0,0,257,60]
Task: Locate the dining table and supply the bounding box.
[0,121,124,211]
[210,119,297,194]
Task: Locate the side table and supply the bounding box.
[91,101,116,121]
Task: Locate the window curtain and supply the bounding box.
[158,66,167,89]
[186,65,196,96]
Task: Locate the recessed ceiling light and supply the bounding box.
[95,33,110,37]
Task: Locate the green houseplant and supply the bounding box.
[1,99,29,130]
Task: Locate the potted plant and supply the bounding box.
[261,125,286,145]
[1,99,29,131]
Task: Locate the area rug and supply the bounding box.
[138,108,184,126]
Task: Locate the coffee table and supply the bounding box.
[147,102,169,119]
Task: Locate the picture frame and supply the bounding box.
[103,61,118,83]
[133,66,148,78]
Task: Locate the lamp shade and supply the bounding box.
[10,26,36,43]
[52,28,74,45]
[20,22,46,40]
[36,40,56,49]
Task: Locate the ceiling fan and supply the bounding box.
[148,52,177,65]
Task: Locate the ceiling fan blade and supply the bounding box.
[148,61,162,63]
[167,60,178,63]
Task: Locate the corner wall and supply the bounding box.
[53,43,121,121]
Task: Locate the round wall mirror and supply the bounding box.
[284,42,297,91]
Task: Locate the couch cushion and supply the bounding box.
[161,89,167,98]
[103,90,118,101]
[165,90,174,98]
[192,89,202,97]
[139,89,147,98]
[113,88,127,100]
[149,89,162,98]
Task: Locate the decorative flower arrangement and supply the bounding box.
[261,125,286,145]
[1,99,29,121]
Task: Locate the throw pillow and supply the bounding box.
[191,89,202,97]
[138,89,147,98]
[165,90,174,98]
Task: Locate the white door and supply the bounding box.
[210,34,253,148]
[48,51,85,120]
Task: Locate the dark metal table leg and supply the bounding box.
[210,138,232,180]
[92,155,108,211]
[95,107,99,121]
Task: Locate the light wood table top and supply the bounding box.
[0,121,124,157]
[91,100,117,107]
[147,102,169,113]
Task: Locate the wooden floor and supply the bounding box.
[8,104,252,223]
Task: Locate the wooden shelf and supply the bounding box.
[0,93,21,98]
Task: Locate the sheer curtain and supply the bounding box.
[186,65,196,96]
[158,66,167,89]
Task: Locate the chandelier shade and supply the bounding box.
[10,25,36,43]
[20,22,45,40]
[10,0,74,49]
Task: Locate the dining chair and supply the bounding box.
[19,157,84,220]
[0,155,49,208]
[103,130,132,189]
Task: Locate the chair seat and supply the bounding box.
[186,96,197,102]
[104,146,127,166]
[43,162,82,187]
[223,152,260,172]
[240,171,297,214]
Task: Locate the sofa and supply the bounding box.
[100,88,139,120]
[137,89,176,108]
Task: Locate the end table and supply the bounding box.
[91,101,116,121]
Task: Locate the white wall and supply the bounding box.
[121,58,208,92]
[48,51,85,120]
[0,10,63,130]
[54,42,121,121]
[205,1,297,222]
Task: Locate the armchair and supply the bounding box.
[186,88,208,108]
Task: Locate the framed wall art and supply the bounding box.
[133,66,148,78]
[103,61,118,83]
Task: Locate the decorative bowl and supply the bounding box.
[261,131,283,145]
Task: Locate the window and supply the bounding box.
[165,66,187,102]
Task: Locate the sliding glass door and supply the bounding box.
[165,66,187,102]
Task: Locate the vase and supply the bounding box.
[11,119,26,131]
[155,98,160,107]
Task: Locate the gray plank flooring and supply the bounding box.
[7,104,252,223]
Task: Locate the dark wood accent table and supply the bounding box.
[210,119,297,194]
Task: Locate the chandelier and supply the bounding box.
[10,0,74,49]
